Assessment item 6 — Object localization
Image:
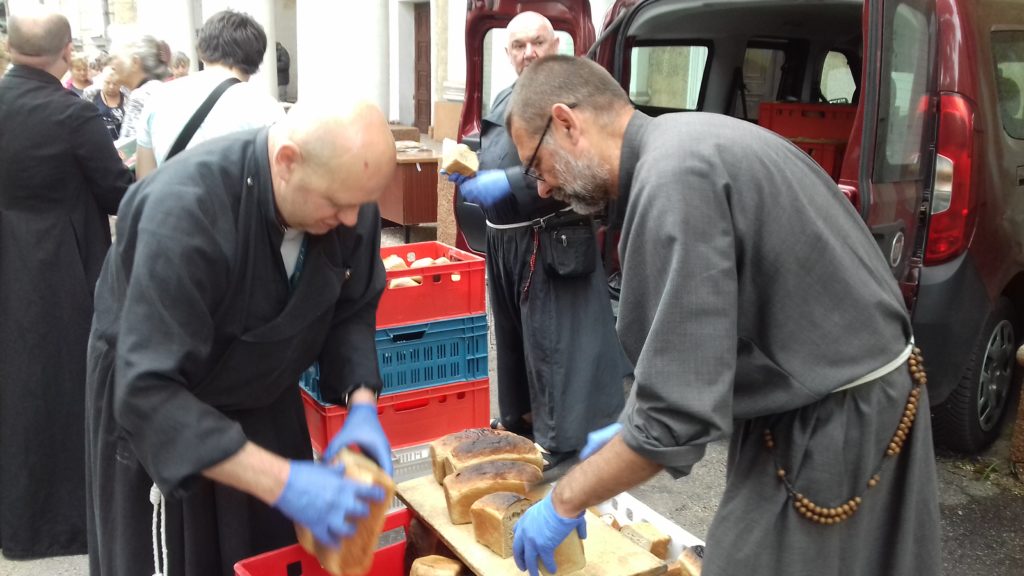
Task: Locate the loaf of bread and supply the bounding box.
[410,555,465,576]
[470,492,586,574]
[443,431,543,478]
[442,143,479,178]
[442,460,542,524]
[620,521,670,560]
[664,560,684,576]
[430,429,508,484]
[295,450,395,576]
[382,254,408,271]
[388,277,422,289]
[679,545,704,576]
[470,492,531,558]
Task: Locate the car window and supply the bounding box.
[628,44,709,110]
[481,28,575,117]
[992,30,1024,140]
[821,51,856,104]
[874,2,930,183]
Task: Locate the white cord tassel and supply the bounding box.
[150,483,168,576]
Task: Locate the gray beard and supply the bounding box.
[549,145,610,215]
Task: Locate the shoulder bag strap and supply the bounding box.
[165,77,242,161]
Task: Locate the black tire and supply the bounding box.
[932,297,1017,453]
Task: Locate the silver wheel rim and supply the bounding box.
[977,319,1014,432]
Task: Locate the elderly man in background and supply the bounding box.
[0,8,132,560]
[85,99,397,576]
[448,11,630,469]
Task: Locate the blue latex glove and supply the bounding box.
[443,170,470,186]
[273,460,386,548]
[513,492,587,576]
[458,169,512,207]
[578,422,623,460]
[324,403,394,476]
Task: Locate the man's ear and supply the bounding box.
[551,103,581,146]
[273,142,302,184]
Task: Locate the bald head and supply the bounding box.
[270,100,397,234]
[506,11,559,75]
[9,9,71,63]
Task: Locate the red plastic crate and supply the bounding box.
[378,242,486,329]
[302,378,490,455]
[234,508,410,576]
[792,139,847,180]
[758,102,856,141]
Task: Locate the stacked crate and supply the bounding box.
[300,241,489,457]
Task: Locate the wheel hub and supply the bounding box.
[977,319,1014,432]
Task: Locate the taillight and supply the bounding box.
[925,93,976,265]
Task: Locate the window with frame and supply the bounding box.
[992,30,1024,140]
[873,2,932,183]
[628,44,709,110]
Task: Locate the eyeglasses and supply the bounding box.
[522,103,577,183]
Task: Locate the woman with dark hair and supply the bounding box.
[134,10,283,178]
[111,35,171,139]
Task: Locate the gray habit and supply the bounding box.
[615,112,941,575]
[85,128,386,575]
[479,84,629,452]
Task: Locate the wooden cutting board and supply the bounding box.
[397,475,667,576]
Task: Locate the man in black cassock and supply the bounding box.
[0,10,132,559]
[449,12,629,466]
[84,100,398,575]
[507,56,941,576]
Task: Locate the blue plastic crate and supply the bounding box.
[376,314,488,394]
[299,315,488,400]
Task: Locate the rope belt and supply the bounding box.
[485,207,574,229]
[150,483,168,576]
[765,343,927,526]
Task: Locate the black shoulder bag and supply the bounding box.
[164,77,242,161]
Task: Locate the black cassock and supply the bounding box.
[85,128,385,575]
[0,65,131,558]
[478,84,630,453]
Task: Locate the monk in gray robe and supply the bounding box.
[506,56,941,576]
[85,101,398,576]
[449,12,629,463]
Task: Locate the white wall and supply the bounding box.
[389,0,416,124]
[297,0,388,113]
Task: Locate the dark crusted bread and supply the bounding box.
[430,429,504,484]
[443,431,543,477]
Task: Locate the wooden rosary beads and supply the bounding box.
[763,347,927,526]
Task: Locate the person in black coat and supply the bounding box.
[0,9,133,559]
[85,100,398,576]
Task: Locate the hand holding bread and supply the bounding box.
[512,492,587,576]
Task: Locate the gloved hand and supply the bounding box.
[457,169,512,207]
[273,460,386,548]
[443,170,470,186]
[513,492,587,576]
[578,422,623,460]
[324,402,394,476]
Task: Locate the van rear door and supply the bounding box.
[455,1,595,253]
[844,0,938,306]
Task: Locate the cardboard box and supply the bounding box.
[432,101,463,142]
[390,124,420,142]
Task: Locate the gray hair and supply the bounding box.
[119,35,172,81]
[507,55,631,137]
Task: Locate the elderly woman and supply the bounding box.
[89,67,128,139]
[111,35,171,139]
[64,51,92,96]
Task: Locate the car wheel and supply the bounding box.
[932,297,1017,453]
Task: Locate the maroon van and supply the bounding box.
[455,0,1024,454]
